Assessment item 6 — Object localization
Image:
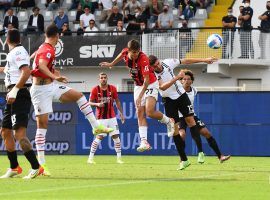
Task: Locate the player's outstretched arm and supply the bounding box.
[181,56,218,65]
[159,70,185,91]
[89,101,104,108]
[99,52,122,69]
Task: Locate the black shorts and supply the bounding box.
[179,116,206,131]
[1,88,31,130]
[162,92,194,123]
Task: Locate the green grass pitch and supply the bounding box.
[0,155,269,200]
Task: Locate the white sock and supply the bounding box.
[159,114,170,124]
[35,128,47,165]
[139,126,148,141]
[113,137,121,158]
[77,96,99,128]
[89,138,101,159]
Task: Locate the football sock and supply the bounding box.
[159,114,170,124]
[173,135,188,161]
[139,126,148,141]
[7,151,19,169]
[190,125,203,152]
[77,96,98,128]
[113,137,122,158]
[24,150,40,169]
[89,138,101,158]
[207,136,222,158]
[35,128,47,165]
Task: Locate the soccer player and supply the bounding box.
[0,29,43,179]
[87,72,125,164]
[179,69,231,163]
[30,24,113,176]
[100,39,175,152]
[149,55,217,166]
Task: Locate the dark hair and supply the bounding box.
[89,19,95,23]
[84,5,90,10]
[45,24,59,38]
[148,55,158,66]
[127,39,140,51]
[228,7,232,10]
[7,29,20,44]
[32,6,40,12]
[183,69,194,81]
[99,72,107,77]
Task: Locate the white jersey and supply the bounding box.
[179,86,197,118]
[4,45,32,87]
[154,58,186,100]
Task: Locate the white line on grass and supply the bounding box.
[0,172,246,196]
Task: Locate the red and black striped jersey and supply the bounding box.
[90,84,118,119]
[121,48,157,86]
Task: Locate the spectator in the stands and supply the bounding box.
[98,0,114,23]
[13,0,35,12]
[126,6,148,34]
[4,8,19,30]
[149,0,163,23]
[113,20,126,35]
[238,0,254,59]
[26,6,44,34]
[46,0,60,11]
[258,0,270,59]
[0,0,12,12]
[60,22,72,36]
[108,5,123,27]
[123,0,141,22]
[90,0,99,13]
[76,3,84,22]
[84,19,99,36]
[222,7,237,59]
[195,0,212,9]
[69,0,80,10]
[77,6,95,35]
[179,19,193,58]
[54,8,69,30]
[157,4,173,29]
[179,0,196,19]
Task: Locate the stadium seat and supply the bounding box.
[68,10,77,22]
[172,8,179,19]
[17,11,29,22]
[19,24,28,31]
[94,10,101,21]
[37,0,47,9]
[99,23,107,31]
[0,24,3,31]
[62,0,72,9]
[42,11,54,22]
[194,9,208,19]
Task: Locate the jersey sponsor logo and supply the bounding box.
[79,45,116,58]
[98,96,111,103]
[55,39,64,57]
[15,51,21,55]
[16,57,26,62]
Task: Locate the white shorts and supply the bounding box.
[30,82,71,115]
[97,117,119,137]
[134,80,159,106]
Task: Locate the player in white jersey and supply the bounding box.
[0,29,44,179]
[179,70,231,163]
[149,55,217,170]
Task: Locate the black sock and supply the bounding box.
[173,135,187,161]
[7,151,19,169]
[207,136,222,158]
[24,150,40,169]
[190,125,203,152]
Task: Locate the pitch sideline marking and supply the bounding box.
[0,172,247,196]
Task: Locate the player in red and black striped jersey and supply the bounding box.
[100,39,175,153]
[88,72,125,164]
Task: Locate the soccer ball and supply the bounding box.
[207,34,223,49]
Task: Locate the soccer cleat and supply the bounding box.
[197,152,205,164]
[0,166,22,178]
[23,166,44,179]
[87,158,96,164]
[93,124,114,135]
[116,157,124,164]
[167,118,175,137]
[220,155,231,163]
[177,160,191,170]
[41,164,51,176]
[136,140,152,152]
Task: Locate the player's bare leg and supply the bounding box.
[145,96,175,137]
[60,89,113,135]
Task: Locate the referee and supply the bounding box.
[0,29,43,179]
